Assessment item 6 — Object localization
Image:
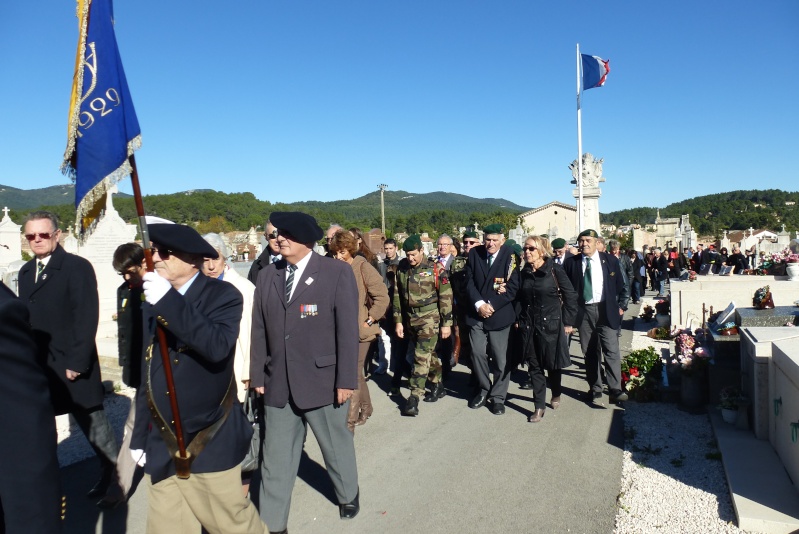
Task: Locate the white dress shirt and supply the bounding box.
[581,251,604,304]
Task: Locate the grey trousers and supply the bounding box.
[468,323,512,403]
[258,400,359,531]
[577,303,623,394]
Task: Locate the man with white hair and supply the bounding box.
[202,233,256,403]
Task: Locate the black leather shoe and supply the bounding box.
[339,491,360,519]
[468,393,486,409]
[490,402,505,415]
[423,382,445,402]
[86,474,113,499]
[587,391,604,407]
[402,395,420,416]
[270,529,288,534]
[609,390,629,404]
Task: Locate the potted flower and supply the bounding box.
[718,386,742,423]
[688,270,697,282]
[639,305,656,322]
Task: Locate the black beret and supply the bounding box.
[149,224,218,258]
[270,211,323,243]
[577,229,600,238]
[484,223,505,235]
[551,238,567,249]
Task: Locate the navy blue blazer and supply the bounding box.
[464,244,520,330]
[250,252,359,411]
[0,283,61,533]
[131,273,251,484]
[562,252,625,330]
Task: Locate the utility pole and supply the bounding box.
[378,184,388,236]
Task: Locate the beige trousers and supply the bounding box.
[145,465,268,534]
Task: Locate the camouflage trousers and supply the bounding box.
[408,322,441,399]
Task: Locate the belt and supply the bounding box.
[584,302,602,306]
[145,344,236,479]
[410,303,438,313]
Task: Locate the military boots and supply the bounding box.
[403,395,420,416]
[423,381,446,402]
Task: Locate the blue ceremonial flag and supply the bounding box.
[62,0,141,236]
[581,54,610,90]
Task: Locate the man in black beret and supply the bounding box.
[562,229,628,407]
[250,211,361,530]
[130,222,268,532]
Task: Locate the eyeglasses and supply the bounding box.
[265,230,279,240]
[463,240,480,246]
[438,243,452,247]
[151,246,172,258]
[522,246,537,252]
[24,232,55,241]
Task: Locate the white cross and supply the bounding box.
[1,207,9,219]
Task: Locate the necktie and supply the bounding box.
[271,256,278,264]
[285,264,296,301]
[583,257,593,302]
[487,255,493,268]
[37,261,45,282]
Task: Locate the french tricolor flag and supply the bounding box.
[581,54,610,90]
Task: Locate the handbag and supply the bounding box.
[240,390,261,473]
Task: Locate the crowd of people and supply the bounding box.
[5,209,698,533]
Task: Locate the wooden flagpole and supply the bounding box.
[128,154,190,474]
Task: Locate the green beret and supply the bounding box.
[511,243,522,255]
[505,239,516,247]
[483,223,505,235]
[462,230,478,240]
[551,238,567,249]
[402,234,423,252]
[578,229,599,239]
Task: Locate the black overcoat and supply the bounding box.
[515,259,578,370]
[18,245,105,414]
[562,251,626,330]
[0,283,61,533]
[130,273,252,484]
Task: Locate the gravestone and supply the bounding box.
[77,187,137,357]
[0,207,22,269]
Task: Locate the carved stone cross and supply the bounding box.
[1,206,9,219]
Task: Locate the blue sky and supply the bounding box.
[1,1,796,213]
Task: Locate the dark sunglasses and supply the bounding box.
[265,230,279,240]
[522,246,537,252]
[463,240,480,246]
[266,229,294,240]
[24,232,55,241]
[151,246,172,258]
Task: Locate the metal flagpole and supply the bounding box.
[576,43,584,232]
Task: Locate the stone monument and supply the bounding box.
[0,207,22,269]
[569,153,604,232]
[76,185,137,357]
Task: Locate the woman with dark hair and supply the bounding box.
[348,227,380,270]
[329,230,389,431]
[515,235,577,422]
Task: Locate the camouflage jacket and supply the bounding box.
[393,258,454,328]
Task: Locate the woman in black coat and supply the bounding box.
[515,236,578,422]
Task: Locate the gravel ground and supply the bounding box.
[614,295,759,534]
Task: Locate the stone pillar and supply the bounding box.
[569,153,605,232]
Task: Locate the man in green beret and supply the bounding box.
[393,235,454,416]
[551,238,572,266]
[561,229,628,406]
[463,223,520,415]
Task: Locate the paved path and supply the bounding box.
[61,308,640,534]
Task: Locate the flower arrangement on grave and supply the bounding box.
[766,248,799,264]
[654,298,670,316]
[688,270,697,282]
[646,326,671,340]
[621,346,661,399]
[639,305,656,322]
[665,329,711,376]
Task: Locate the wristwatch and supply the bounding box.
[366,317,374,326]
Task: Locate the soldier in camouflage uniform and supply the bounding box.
[449,231,480,369]
[393,235,454,417]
